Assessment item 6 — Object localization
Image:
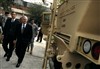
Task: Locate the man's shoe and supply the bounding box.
[16,63,20,68]
[30,52,32,55]
[4,53,7,57]
[6,58,10,61]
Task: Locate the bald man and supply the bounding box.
[14,16,33,68]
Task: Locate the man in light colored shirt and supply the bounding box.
[2,12,10,28]
[27,19,38,55]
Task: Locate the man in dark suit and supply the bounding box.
[2,12,19,61]
[13,16,33,68]
[36,27,43,43]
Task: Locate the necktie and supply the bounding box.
[21,24,25,33]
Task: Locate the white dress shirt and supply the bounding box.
[11,19,16,22]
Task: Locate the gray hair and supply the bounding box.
[20,15,28,20]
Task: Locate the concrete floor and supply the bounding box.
[0,37,50,69]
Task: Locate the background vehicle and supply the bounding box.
[42,0,100,69]
[41,12,51,35]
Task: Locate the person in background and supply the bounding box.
[13,16,33,68]
[1,12,10,29]
[2,12,19,61]
[0,12,10,34]
[0,11,3,27]
[27,19,38,55]
[36,27,43,43]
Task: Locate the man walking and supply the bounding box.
[2,12,19,61]
[14,16,33,67]
[27,19,38,55]
[36,27,43,43]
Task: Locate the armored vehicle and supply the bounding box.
[42,0,100,69]
[41,12,51,35]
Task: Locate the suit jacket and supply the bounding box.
[15,23,33,43]
[3,18,19,38]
